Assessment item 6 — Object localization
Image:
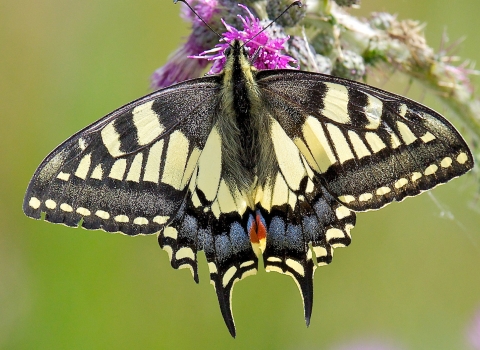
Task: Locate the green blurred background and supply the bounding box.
[2,0,480,349]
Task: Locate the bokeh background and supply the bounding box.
[2,0,480,349]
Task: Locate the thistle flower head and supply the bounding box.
[190,4,298,74]
[180,0,219,24]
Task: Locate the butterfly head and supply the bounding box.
[224,40,250,62]
[221,39,257,79]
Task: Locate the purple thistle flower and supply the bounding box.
[190,4,298,74]
[180,0,218,25]
[151,2,297,89]
[151,0,221,89]
[150,35,210,89]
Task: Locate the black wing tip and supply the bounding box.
[216,288,237,338]
[302,286,313,328]
[211,278,238,338]
[227,322,237,338]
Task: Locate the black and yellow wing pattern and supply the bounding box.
[23,40,473,337]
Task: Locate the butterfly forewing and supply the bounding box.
[257,70,474,212]
[23,77,220,234]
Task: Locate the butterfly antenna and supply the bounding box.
[174,0,223,39]
[243,1,303,48]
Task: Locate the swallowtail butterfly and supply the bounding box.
[23,4,473,337]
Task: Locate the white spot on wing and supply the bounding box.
[78,138,87,150]
[294,138,318,173]
[163,227,178,239]
[271,173,289,207]
[29,197,41,209]
[456,152,468,164]
[313,246,328,258]
[376,186,391,195]
[178,264,195,278]
[306,179,315,194]
[300,155,314,179]
[303,116,337,172]
[57,172,70,181]
[394,178,408,188]
[60,203,73,212]
[338,195,355,204]
[399,104,408,117]
[101,122,125,157]
[396,121,417,145]
[114,215,129,223]
[181,147,201,188]
[162,131,190,189]
[211,200,221,218]
[364,94,383,129]
[95,210,110,220]
[231,187,247,216]
[208,262,218,274]
[424,164,438,176]
[389,132,402,149]
[359,193,373,202]
[326,123,354,164]
[176,247,195,260]
[241,269,256,279]
[132,101,165,145]
[45,199,56,209]
[126,153,143,182]
[75,154,91,180]
[411,172,422,182]
[163,245,173,261]
[420,132,436,143]
[271,118,305,191]
[240,260,255,268]
[197,126,222,201]
[365,132,386,153]
[109,159,127,180]
[440,157,452,168]
[287,191,297,210]
[91,164,103,180]
[143,139,164,183]
[133,217,148,225]
[222,266,237,287]
[191,191,201,208]
[153,216,169,225]
[267,257,282,263]
[265,265,283,274]
[322,83,350,124]
[217,179,237,214]
[348,131,371,159]
[76,207,91,216]
[335,206,351,219]
[326,228,345,242]
[286,259,305,276]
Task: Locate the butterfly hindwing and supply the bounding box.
[257,70,474,212]
[158,124,259,337]
[256,118,356,324]
[23,77,220,235]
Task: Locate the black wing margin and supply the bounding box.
[23,77,220,235]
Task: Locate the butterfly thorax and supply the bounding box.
[217,40,277,192]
